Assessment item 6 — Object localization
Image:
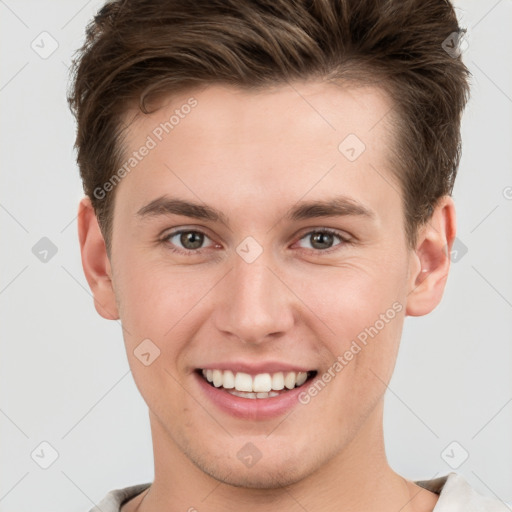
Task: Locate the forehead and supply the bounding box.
[115,81,400,226]
[124,80,395,152]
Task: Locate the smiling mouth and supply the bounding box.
[196,369,318,399]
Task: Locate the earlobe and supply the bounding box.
[405,196,457,317]
[77,196,119,320]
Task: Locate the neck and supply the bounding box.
[136,400,438,512]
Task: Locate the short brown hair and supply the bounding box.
[68,0,471,256]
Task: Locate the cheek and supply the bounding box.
[298,257,403,325]
[294,259,406,375]
[112,261,199,412]
[114,255,204,326]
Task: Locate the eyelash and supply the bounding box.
[159,227,352,257]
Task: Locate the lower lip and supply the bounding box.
[194,371,313,420]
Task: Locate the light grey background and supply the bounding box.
[1,1,511,511]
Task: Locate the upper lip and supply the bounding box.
[197,361,315,375]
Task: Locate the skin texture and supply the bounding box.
[78,81,455,512]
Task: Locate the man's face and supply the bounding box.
[108,82,418,487]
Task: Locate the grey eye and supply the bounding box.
[298,230,342,251]
[164,230,209,251]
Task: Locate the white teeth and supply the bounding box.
[228,390,280,399]
[212,369,223,387]
[234,372,253,392]
[222,370,235,389]
[253,373,272,392]
[201,369,311,393]
[296,371,307,386]
[284,372,296,390]
[271,372,285,390]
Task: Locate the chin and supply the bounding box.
[181,438,313,489]
[201,461,307,489]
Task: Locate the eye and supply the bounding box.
[160,227,352,257]
[161,229,217,255]
[296,228,350,252]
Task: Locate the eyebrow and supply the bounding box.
[136,195,376,225]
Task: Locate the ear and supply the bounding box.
[77,196,119,320]
[405,195,457,317]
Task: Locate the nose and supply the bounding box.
[212,253,295,345]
